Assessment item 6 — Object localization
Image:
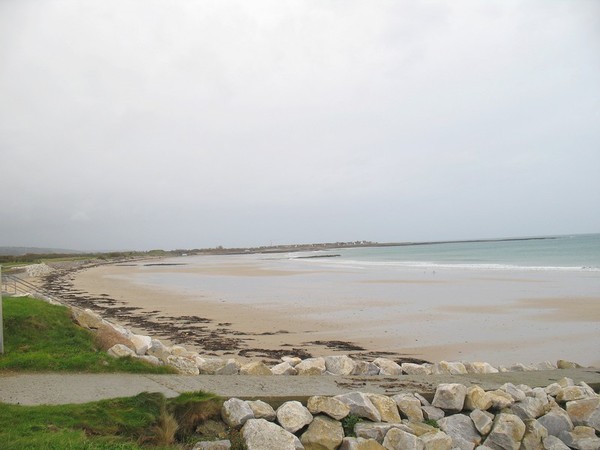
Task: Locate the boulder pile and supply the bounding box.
[192,377,600,450]
[71,307,586,376]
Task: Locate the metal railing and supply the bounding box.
[1,273,62,305]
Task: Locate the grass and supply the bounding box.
[0,391,223,450]
[0,296,174,373]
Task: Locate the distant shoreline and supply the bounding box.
[200,235,557,256]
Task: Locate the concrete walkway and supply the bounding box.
[1,368,599,406]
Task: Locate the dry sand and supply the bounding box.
[63,256,600,366]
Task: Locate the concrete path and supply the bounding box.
[1,368,599,406]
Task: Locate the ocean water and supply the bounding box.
[290,233,600,271]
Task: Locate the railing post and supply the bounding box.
[1,265,4,354]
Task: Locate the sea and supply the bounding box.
[287,233,600,272]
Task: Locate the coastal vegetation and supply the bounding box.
[0,296,174,373]
[0,391,225,449]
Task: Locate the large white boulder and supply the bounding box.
[129,334,152,355]
[483,413,526,450]
[276,401,313,433]
[295,357,326,375]
[373,358,402,376]
[307,396,350,421]
[383,427,424,450]
[166,355,199,375]
[325,355,356,375]
[432,384,467,412]
[221,398,254,428]
[335,392,381,422]
[300,415,344,450]
[438,413,481,450]
[241,418,303,450]
[393,393,424,422]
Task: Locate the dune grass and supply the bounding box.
[0,391,222,450]
[0,296,174,373]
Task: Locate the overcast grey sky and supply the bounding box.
[1,1,599,251]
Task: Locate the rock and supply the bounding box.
[407,422,439,436]
[94,322,135,351]
[465,386,492,411]
[129,334,152,355]
[197,358,227,374]
[509,363,530,372]
[300,415,344,450]
[415,393,431,406]
[147,339,171,363]
[307,396,350,420]
[393,393,424,422]
[558,425,600,450]
[107,343,136,358]
[432,383,468,412]
[542,435,570,450]
[324,355,356,375]
[352,360,381,376]
[566,397,600,431]
[470,409,494,435]
[373,358,402,376]
[402,363,433,375]
[537,407,574,437]
[520,419,548,450]
[545,383,563,397]
[276,401,313,433]
[557,377,575,388]
[282,356,302,366]
[221,398,254,428]
[383,427,424,450]
[499,383,526,402]
[339,437,386,450]
[557,360,582,369]
[135,354,161,366]
[167,355,199,375]
[510,397,546,420]
[241,418,303,450]
[240,361,272,376]
[354,423,412,442]
[422,406,445,421]
[170,345,189,356]
[556,386,593,403]
[192,441,232,450]
[438,413,481,450]
[367,394,401,423]
[486,390,514,410]
[483,413,525,450]
[295,357,326,375]
[72,308,103,329]
[247,400,276,421]
[534,361,556,370]
[463,362,499,374]
[334,392,381,422]
[271,362,298,375]
[419,431,453,450]
[434,361,468,375]
[215,358,241,375]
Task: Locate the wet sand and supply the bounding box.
[56,255,600,366]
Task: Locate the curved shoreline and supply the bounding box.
[29,256,600,367]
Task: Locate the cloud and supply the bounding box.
[1,0,599,250]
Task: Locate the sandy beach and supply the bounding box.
[53,254,600,367]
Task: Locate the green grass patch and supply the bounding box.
[0,296,174,373]
[0,391,222,449]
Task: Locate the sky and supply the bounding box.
[1,1,599,251]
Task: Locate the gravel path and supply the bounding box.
[1,368,598,406]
